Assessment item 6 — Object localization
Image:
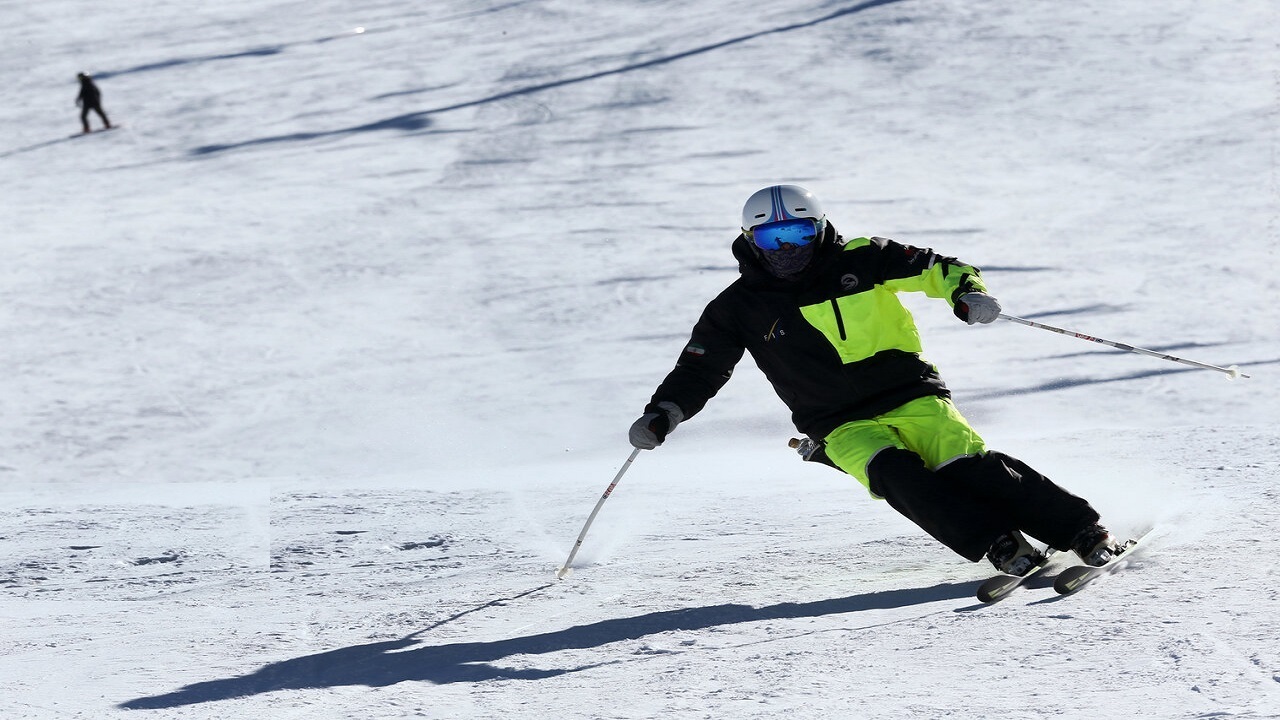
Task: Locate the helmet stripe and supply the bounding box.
[743,184,821,230]
[771,185,789,222]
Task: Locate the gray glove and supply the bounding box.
[956,292,1002,325]
[793,437,823,461]
[789,436,840,469]
[628,401,685,450]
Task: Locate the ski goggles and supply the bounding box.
[748,218,819,251]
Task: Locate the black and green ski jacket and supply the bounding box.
[645,224,989,440]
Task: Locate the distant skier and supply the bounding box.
[628,184,1124,576]
[75,72,112,134]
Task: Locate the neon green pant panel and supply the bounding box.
[822,395,987,492]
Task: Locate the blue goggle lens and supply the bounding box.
[749,218,819,251]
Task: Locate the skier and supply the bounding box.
[75,72,112,134]
[628,184,1123,576]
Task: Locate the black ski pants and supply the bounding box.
[81,102,110,132]
[866,448,1100,562]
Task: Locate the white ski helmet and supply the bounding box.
[741,184,825,232]
[740,185,828,279]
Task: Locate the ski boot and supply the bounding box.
[987,530,1046,576]
[1070,524,1124,566]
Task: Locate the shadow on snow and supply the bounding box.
[967,357,1277,400]
[188,0,908,155]
[119,579,970,708]
[93,47,287,80]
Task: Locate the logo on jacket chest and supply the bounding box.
[763,318,787,342]
[840,273,859,291]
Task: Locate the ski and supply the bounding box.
[1053,529,1154,596]
[69,125,122,139]
[976,549,1057,603]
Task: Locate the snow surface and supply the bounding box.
[2,0,1279,717]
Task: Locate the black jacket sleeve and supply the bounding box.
[644,294,744,419]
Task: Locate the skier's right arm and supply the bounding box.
[628,300,744,450]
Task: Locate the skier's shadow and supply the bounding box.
[119,580,974,709]
[0,134,91,159]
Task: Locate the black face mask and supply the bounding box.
[758,242,817,279]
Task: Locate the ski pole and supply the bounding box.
[999,313,1250,379]
[556,447,641,579]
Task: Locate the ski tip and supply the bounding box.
[976,586,1007,604]
[555,566,572,580]
[1053,567,1093,595]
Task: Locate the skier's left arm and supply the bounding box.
[866,236,1001,324]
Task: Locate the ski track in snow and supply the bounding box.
[2,0,1279,717]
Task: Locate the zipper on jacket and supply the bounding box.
[829,299,847,341]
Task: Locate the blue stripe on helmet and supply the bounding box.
[770,185,790,222]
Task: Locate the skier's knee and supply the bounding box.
[865,447,931,496]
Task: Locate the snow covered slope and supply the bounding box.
[2,0,1278,717]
